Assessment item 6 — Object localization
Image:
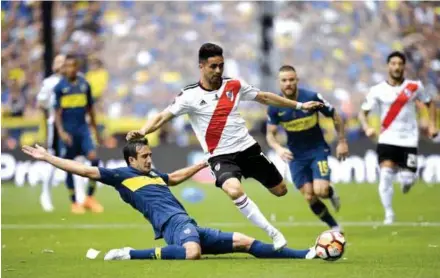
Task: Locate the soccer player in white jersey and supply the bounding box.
[36,54,66,212]
[359,51,438,224]
[127,43,323,250]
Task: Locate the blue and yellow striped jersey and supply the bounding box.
[267,89,334,158]
[97,166,189,240]
[54,76,93,132]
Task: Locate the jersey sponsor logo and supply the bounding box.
[280,114,318,132]
[122,176,166,192]
[60,94,87,108]
[205,80,241,154]
[381,83,418,132]
[200,99,207,106]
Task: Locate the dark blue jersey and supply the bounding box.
[97,166,189,239]
[54,76,93,133]
[267,89,334,158]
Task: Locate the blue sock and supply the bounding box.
[310,199,338,228]
[248,240,309,259]
[129,245,186,260]
[66,173,75,203]
[87,160,100,196]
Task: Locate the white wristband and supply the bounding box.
[296,102,303,110]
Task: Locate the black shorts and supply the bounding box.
[377,143,418,172]
[207,143,283,189]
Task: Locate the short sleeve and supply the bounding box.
[361,87,378,111]
[267,106,280,125]
[315,93,335,117]
[239,79,260,101]
[54,84,62,109]
[86,82,94,107]
[97,167,123,187]
[415,81,431,103]
[151,169,169,185]
[165,90,192,116]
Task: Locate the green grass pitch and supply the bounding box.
[2,180,440,278]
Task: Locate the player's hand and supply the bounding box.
[428,125,438,139]
[276,147,293,162]
[22,144,49,161]
[302,101,324,111]
[126,130,145,141]
[364,127,377,140]
[336,140,349,161]
[60,131,72,146]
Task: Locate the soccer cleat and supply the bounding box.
[40,192,54,212]
[305,247,317,260]
[104,247,133,261]
[71,203,86,214]
[383,213,395,225]
[329,186,341,212]
[270,230,287,250]
[401,183,413,194]
[84,196,104,213]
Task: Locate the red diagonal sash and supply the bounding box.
[381,83,418,132]
[205,80,241,154]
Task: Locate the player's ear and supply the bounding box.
[128,156,136,166]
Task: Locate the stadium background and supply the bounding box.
[1,1,439,184]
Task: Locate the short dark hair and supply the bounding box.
[65,54,77,63]
[123,138,149,165]
[198,43,223,63]
[387,51,406,64]
[279,65,296,72]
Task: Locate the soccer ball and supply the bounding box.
[315,230,346,261]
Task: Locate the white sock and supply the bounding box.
[233,194,278,236]
[379,167,395,217]
[41,165,55,197]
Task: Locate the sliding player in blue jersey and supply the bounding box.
[54,55,103,214]
[266,65,349,232]
[22,138,320,261]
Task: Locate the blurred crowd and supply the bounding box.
[1,1,439,146]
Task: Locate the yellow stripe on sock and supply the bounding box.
[155,247,162,260]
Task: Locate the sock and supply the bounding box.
[66,173,76,203]
[379,167,395,217]
[129,245,186,260]
[310,199,338,228]
[87,160,100,196]
[248,240,309,259]
[234,194,278,236]
[41,165,55,197]
[327,185,334,198]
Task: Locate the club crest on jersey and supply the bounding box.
[62,87,69,94]
[403,88,412,97]
[226,91,234,102]
[80,84,87,92]
[214,163,221,171]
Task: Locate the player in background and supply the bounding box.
[54,54,103,214]
[36,54,66,212]
[21,139,318,261]
[127,43,323,250]
[359,51,437,224]
[266,65,348,232]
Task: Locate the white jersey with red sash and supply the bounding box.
[361,79,431,148]
[165,78,259,157]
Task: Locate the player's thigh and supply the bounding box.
[311,155,331,197]
[208,155,243,190]
[239,145,284,192]
[59,137,79,160]
[80,130,96,159]
[197,227,234,255]
[299,182,315,203]
[288,159,313,191]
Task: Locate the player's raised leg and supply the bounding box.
[221,177,287,250]
[397,169,417,194]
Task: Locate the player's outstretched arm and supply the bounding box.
[255,91,323,111]
[126,110,175,141]
[22,144,101,180]
[167,161,209,186]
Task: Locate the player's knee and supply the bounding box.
[232,232,255,252]
[314,183,329,198]
[269,182,287,197]
[222,178,244,200]
[184,244,201,260]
